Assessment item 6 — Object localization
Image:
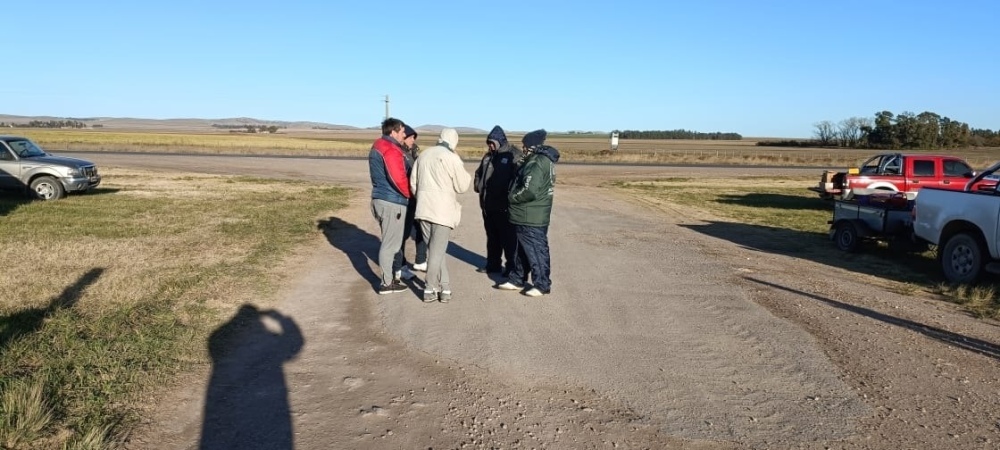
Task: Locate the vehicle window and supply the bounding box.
[882,155,902,175]
[6,139,46,157]
[859,155,881,174]
[912,160,935,177]
[0,146,12,161]
[943,160,972,177]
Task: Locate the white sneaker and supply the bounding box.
[496,281,522,291]
[523,288,547,297]
[398,267,416,280]
[411,262,427,272]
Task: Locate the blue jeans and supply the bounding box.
[507,224,551,292]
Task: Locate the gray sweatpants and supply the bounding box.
[371,199,407,286]
[420,220,452,293]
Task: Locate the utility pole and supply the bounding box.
[384,95,390,120]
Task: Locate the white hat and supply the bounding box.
[438,128,459,151]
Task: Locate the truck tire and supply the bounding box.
[30,176,66,201]
[834,221,861,252]
[940,232,985,284]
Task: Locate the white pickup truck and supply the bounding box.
[912,161,1000,283]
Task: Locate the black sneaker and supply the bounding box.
[378,281,407,295]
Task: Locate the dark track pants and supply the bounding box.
[507,224,551,292]
[483,210,516,273]
[402,202,427,265]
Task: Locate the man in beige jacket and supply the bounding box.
[410,128,472,303]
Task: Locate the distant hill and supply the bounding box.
[416,124,488,135]
[0,114,362,130]
[0,114,487,133]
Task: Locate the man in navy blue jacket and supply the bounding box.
[474,125,521,275]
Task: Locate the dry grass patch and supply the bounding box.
[18,129,1000,168]
[0,379,52,448]
[937,283,1000,319]
[0,168,350,448]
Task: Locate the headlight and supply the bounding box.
[65,168,82,177]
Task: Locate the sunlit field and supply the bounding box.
[14,128,1000,169]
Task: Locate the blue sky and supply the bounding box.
[4,1,998,138]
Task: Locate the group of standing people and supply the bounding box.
[367,118,560,303]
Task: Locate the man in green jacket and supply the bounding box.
[497,129,560,297]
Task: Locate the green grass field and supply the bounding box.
[0,169,349,449]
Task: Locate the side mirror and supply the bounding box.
[965,171,976,178]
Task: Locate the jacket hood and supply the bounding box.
[486,125,508,148]
[533,145,560,163]
[437,128,459,151]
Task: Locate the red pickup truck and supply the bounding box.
[809,153,988,200]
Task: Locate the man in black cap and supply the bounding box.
[497,129,560,297]
[474,125,521,275]
[400,124,427,272]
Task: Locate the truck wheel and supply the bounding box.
[940,232,985,284]
[30,176,66,201]
[834,221,860,252]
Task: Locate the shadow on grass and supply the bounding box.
[78,187,120,197]
[672,189,941,284]
[680,220,939,285]
[745,277,1000,361]
[0,194,31,217]
[201,304,303,449]
[0,187,120,217]
[0,268,104,353]
[715,192,831,212]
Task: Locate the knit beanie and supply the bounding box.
[403,124,418,139]
[521,129,547,149]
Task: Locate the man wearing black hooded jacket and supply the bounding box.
[474,126,521,274]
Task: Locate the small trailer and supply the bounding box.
[828,193,925,252]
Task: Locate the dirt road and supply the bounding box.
[86,154,1000,449]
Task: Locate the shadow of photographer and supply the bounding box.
[200,304,304,450]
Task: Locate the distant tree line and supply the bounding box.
[613,129,743,140]
[758,110,1000,149]
[213,124,281,133]
[0,120,87,128]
